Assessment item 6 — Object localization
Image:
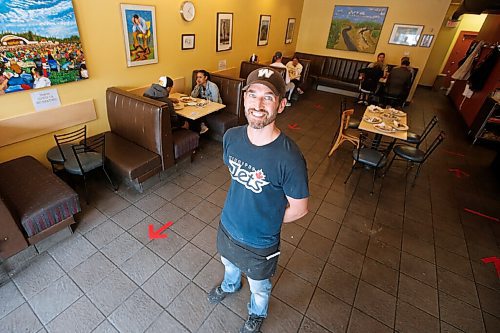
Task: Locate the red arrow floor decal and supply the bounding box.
[313,104,323,110]
[288,123,300,130]
[481,257,500,278]
[448,168,470,178]
[149,221,173,239]
[464,208,500,223]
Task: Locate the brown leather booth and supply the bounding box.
[95,87,198,190]
[239,61,286,82]
[191,72,246,142]
[0,156,80,259]
[294,52,418,95]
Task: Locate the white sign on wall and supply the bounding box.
[30,89,61,112]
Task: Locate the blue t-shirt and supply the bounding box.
[221,125,309,248]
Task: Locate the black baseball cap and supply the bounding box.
[243,67,286,98]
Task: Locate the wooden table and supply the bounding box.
[170,93,226,120]
[358,106,408,141]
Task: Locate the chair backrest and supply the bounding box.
[419,115,438,143]
[72,134,106,174]
[423,131,445,161]
[54,125,87,161]
[340,109,354,131]
[239,61,286,81]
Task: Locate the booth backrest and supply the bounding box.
[105,87,174,169]
[210,73,246,125]
[294,52,328,78]
[323,57,370,84]
[239,61,286,82]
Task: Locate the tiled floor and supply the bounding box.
[1,88,499,333]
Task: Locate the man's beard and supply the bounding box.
[245,107,278,129]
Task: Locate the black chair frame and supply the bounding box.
[408,115,438,148]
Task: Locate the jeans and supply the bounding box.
[220,256,272,318]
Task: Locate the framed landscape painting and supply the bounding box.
[217,12,233,52]
[326,6,388,53]
[120,4,158,67]
[0,0,88,96]
[258,15,271,46]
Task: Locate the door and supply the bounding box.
[441,31,478,87]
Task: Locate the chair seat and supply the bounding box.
[64,152,103,175]
[353,148,387,168]
[348,118,360,129]
[393,145,425,162]
[46,144,74,164]
[405,132,420,144]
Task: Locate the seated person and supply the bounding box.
[143,76,189,130]
[357,64,384,105]
[385,58,413,104]
[286,56,304,95]
[191,70,223,134]
[368,52,389,78]
[398,56,415,82]
[271,51,295,106]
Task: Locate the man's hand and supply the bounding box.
[170,97,179,103]
[283,196,308,223]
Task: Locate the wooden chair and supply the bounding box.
[328,108,360,157]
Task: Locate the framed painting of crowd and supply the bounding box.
[258,15,271,46]
[0,0,88,96]
[120,4,158,67]
[285,18,296,44]
[217,12,233,52]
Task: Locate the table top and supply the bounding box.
[170,93,226,120]
[358,105,408,140]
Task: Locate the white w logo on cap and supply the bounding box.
[257,68,274,78]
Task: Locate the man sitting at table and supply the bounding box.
[143,76,189,130]
[191,70,223,134]
[271,51,295,106]
[384,58,413,106]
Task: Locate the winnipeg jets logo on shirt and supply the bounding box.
[257,68,274,78]
[228,158,270,193]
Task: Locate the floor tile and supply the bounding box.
[0,303,42,333]
[68,252,116,293]
[120,246,164,285]
[437,267,480,308]
[366,239,401,271]
[347,308,393,333]
[74,206,107,234]
[205,188,227,208]
[317,201,346,223]
[297,230,334,261]
[128,216,162,245]
[171,172,200,189]
[135,193,167,214]
[190,200,222,223]
[400,251,437,288]
[142,263,189,307]
[273,269,315,313]
[187,179,218,198]
[108,289,162,333]
[84,220,124,249]
[193,258,225,292]
[12,253,65,299]
[439,292,485,333]
[361,257,398,296]
[308,214,341,241]
[93,320,119,333]
[306,288,351,333]
[298,317,331,333]
[110,205,147,230]
[0,281,24,320]
[198,303,243,333]
[153,182,185,201]
[398,273,439,317]
[151,202,186,223]
[402,234,435,263]
[334,225,370,255]
[28,275,83,324]
[191,225,218,256]
[171,190,204,211]
[329,243,365,277]
[101,232,143,266]
[170,213,206,240]
[476,284,500,318]
[46,296,104,333]
[86,269,137,316]
[168,243,211,279]
[482,311,500,333]
[166,283,215,332]
[145,311,189,333]
[147,229,187,261]
[286,248,325,284]
[260,296,304,333]
[48,234,97,272]
[354,280,396,328]
[281,222,307,246]
[435,247,474,280]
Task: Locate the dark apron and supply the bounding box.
[217,223,280,280]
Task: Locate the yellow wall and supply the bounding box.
[420,13,486,86]
[296,0,451,98]
[0,0,304,164]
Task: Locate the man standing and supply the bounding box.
[191,69,222,134]
[208,67,309,333]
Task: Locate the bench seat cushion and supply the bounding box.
[0,156,80,237]
[317,76,359,92]
[172,129,199,160]
[94,132,162,181]
[206,112,238,138]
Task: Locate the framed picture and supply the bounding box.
[326,6,388,53]
[420,34,434,48]
[0,0,88,96]
[216,12,233,52]
[120,4,158,67]
[182,34,195,50]
[285,18,296,44]
[257,15,271,46]
[388,24,424,47]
